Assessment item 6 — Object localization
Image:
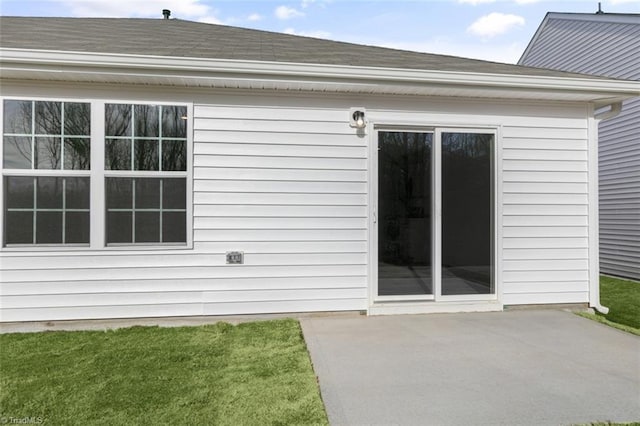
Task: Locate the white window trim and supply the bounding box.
[0,97,194,252]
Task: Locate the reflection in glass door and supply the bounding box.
[441,132,494,296]
[377,131,433,296]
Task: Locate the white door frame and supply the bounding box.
[368,123,502,312]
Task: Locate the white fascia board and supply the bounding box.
[1,48,639,101]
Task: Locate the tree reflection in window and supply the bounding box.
[105,104,187,171]
[2,100,90,170]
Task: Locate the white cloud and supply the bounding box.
[378,38,526,64]
[198,15,223,25]
[301,0,330,8]
[275,5,305,20]
[61,0,210,18]
[283,27,331,39]
[247,13,263,21]
[458,0,496,4]
[61,0,230,25]
[467,12,525,38]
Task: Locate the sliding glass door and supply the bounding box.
[375,129,494,300]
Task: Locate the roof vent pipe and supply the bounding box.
[162,9,171,19]
[596,2,604,14]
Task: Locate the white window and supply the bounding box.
[103,103,188,245]
[3,100,91,246]
[1,99,191,249]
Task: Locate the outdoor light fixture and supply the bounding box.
[349,107,366,129]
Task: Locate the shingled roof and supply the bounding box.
[0,16,596,79]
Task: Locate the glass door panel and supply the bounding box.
[441,132,494,295]
[377,131,433,296]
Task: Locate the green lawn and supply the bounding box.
[577,275,640,335]
[0,319,328,426]
[599,275,640,329]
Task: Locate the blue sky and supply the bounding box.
[1,0,639,63]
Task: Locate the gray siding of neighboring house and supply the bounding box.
[520,14,640,281]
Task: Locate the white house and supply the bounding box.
[1,15,638,322]
[519,11,640,281]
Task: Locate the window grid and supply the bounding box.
[2,99,190,249]
[105,178,187,244]
[4,177,90,245]
[3,101,91,171]
[106,105,187,172]
[104,103,188,246]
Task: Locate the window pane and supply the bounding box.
[64,138,91,170]
[66,177,90,209]
[35,137,62,169]
[107,212,132,243]
[135,212,160,243]
[36,211,63,244]
[162,178,186,209]
[37,177,63,209]
[5,176,34,208]
[5,211,33,244]
[105,104,132,136]
[163,212,186,243]
[65,212,90,244]
[64,103,90,135]
[105,139,131,170]
[134,105,159,137]
[3,100,32,134]
[162,106,187,138]
[134,139,159,171]
[106,178,133,209]
[162,140,186,171]
[135,178,160,209]
[3,136,32,169]
[441,133,494,296]
[34,101,62,135]
[377,131,433,296]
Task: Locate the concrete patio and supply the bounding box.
[301,309,640,426]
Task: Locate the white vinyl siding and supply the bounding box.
[520,13,640,280]
[501,119,590,305]
[0,97,369,321]
[189,104,368,317]
[0,84,595,321]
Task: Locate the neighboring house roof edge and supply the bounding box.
[519,12,640,66]
[518,12,551,65]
